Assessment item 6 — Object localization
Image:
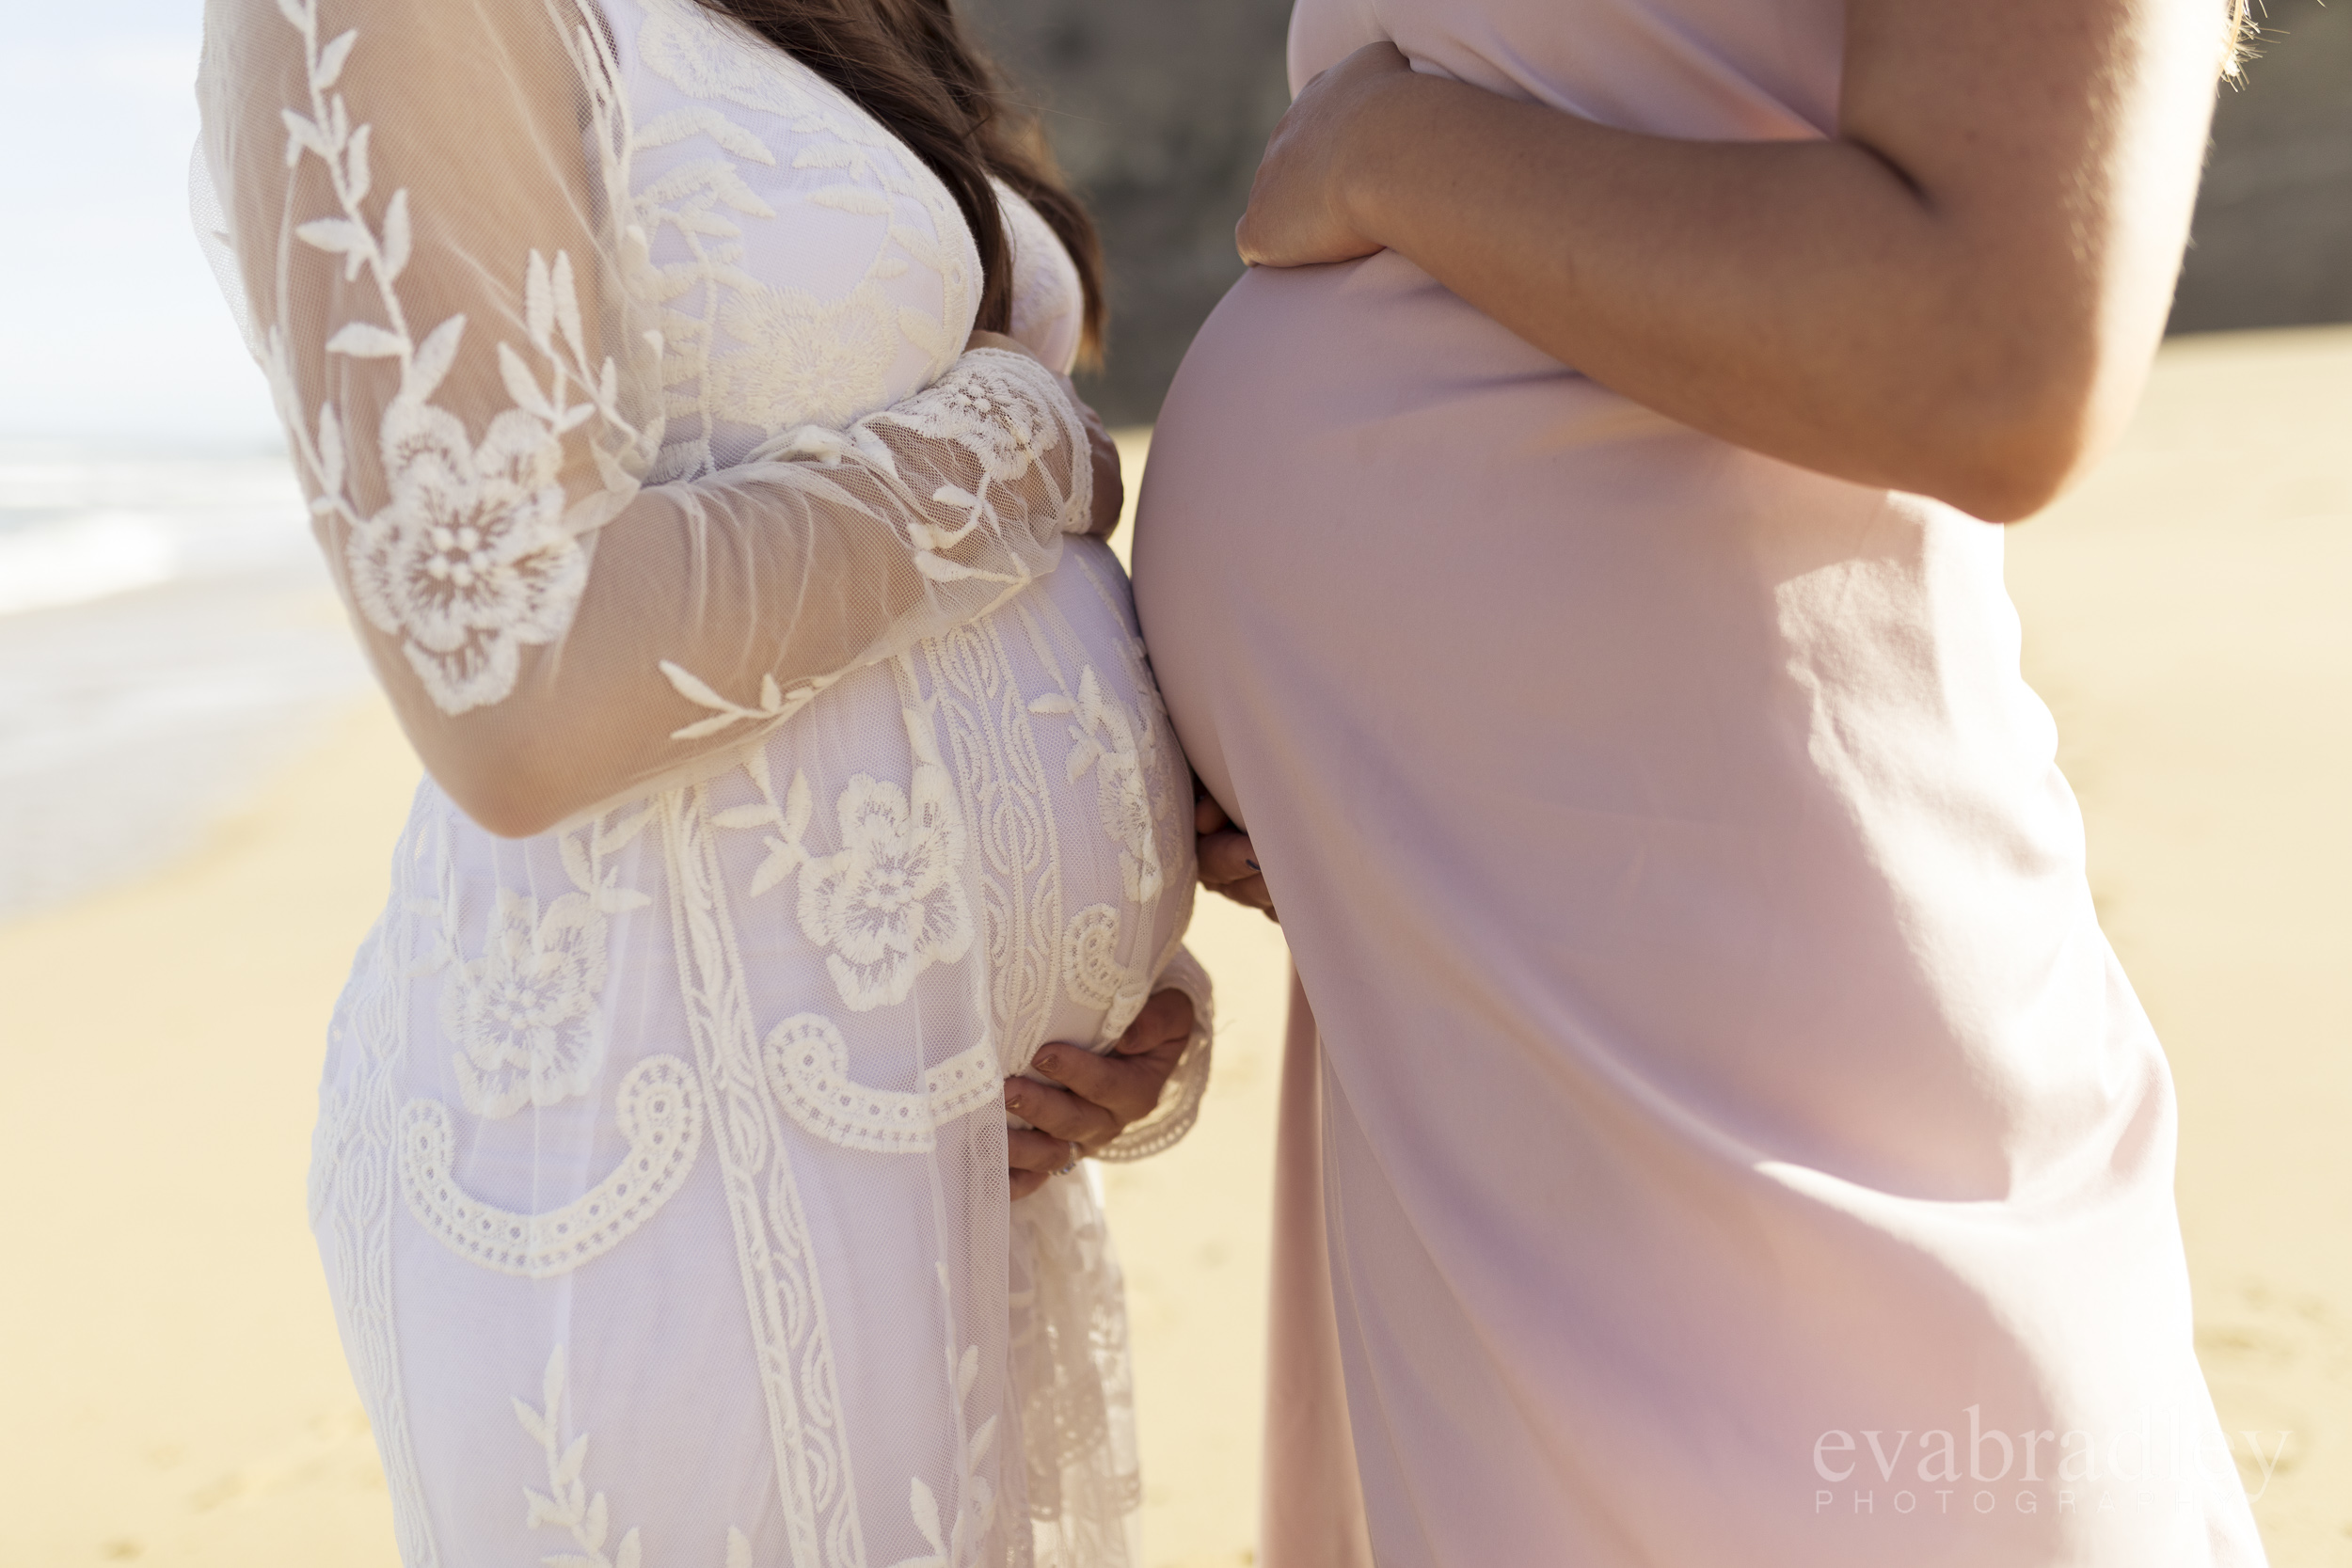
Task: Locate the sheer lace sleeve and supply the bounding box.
[195,0,1091,835]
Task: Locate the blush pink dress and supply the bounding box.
[1131,0,2269,1563]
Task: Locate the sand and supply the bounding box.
[2,328,2344,1566]
[2006,325,2352,1562]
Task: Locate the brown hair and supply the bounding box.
[693,0,1105,361]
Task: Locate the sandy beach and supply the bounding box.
[2004,325,2352,1564]
[2,328,2345,1566]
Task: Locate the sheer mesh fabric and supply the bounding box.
[198,0,1095,832]
[194,1,1206,1563]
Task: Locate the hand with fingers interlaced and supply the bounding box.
[1003,988,1198,1199]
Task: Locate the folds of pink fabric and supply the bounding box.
[1135,244,2263,1563]
[1135,0,2264,1559]
[1263,967,1375,1568]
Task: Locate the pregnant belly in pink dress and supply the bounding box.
[1133,251,2264,1565]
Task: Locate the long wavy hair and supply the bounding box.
[694,0,1106,362]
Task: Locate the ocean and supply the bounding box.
[0,440,374,921]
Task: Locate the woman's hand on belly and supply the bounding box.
[1234,41,1411,270]
[1232,4,2233,522]
[967,329,1125,542]
[1004,990,1198,1199]
[1195,793,1277,921]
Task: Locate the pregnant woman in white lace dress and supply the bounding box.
[194,1,1208,1563]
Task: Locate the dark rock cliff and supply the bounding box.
[964,0,1293,424]
[2171,0,2352,336]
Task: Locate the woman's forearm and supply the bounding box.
[1332,87,2028,506]
[1255,0,2228,521]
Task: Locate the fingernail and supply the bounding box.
[1033,1048,1063,1078]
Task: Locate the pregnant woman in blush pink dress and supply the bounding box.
[1134,0,2267,1562]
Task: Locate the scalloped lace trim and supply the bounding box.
[761,1012,999,1154]
[399,1053,704,1276]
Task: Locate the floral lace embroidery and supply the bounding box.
[266,0,647,715]
[712,292,902,434]
[1031,666,1164,904]
[762,1013,999,1154]
[631,0,975,478]
[346,395,584,712]
[1008,1176,1144,1548]
[888,354,1068,487]
[443,889,609,1117]
[237,5,1201,1560]
[399,1054,704,1277]
[705,741,816,895]
[438,814,653,1117]
[660,664,840,745]
[514,1346,755,1568]
[798,771,974,1011]
[894,1275,998,1568]
[1111,627,1188,873]
[747,698,977,1013]
[1058,904,1149,1042]
[649,345,1085,747]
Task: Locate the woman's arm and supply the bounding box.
[200,0,1115,839]
[1236,1,2234,521]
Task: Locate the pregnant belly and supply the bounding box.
[920,540,1197,1059]
[1131,253,1902,822]
[375,536,1190,1245]
[1134,255,1727,820]
[1130,256,2085,1200]
[415,537,1192,1098]
[770,536,1196,1064]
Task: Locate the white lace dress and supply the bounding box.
[191,2,1209,1564]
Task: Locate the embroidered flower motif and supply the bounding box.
[639,0,816,117]
[443,888,610,1117]
[275,0,630,720]
[1030,666,1164,905]
[889,355,1063,484]
[711,287,900,433]
[631,0,976,480]
[347,397,584,714]
[1090,741,1158,903]
[797,768,974,1011]
[1113,629,1189,884]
